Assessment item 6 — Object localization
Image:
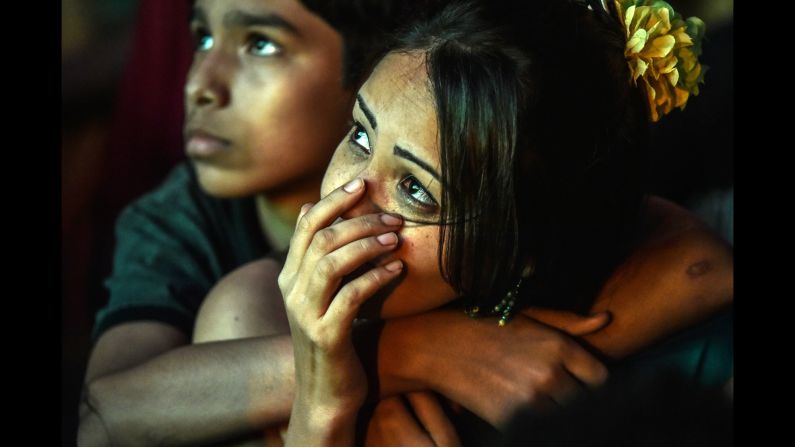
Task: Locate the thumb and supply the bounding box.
[521,308,612,336]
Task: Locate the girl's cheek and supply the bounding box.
[396,228,440,265]
[321,156,350,197]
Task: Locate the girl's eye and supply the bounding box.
[400,176,438,209]
[248,34,281,56]
[349,123,371,153]
[194,29,214,52]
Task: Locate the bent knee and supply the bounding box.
[193,258,288,343]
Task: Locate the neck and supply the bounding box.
[256,181,321,251]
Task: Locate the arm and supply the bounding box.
[365,392,462,447]
[77,165,300,446]
[193,257,610,432]
[78,323,296,447]
[523,196,734,359]
[190,196,728,433]
[376,197,733,427]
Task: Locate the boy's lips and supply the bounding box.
[185,129,232,158]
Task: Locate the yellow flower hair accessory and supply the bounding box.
[613,0,707,122]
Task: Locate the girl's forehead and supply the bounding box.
[360,52,435,117]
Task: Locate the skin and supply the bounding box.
[184,0,352,211]
[278,51,598,444]
[318,52,456,318]
[277,178,607,446]
[195,194,733,444]
[80,1,352,445]
[79,1,733,446]
[80,2,604,445]
[195,52,733,445]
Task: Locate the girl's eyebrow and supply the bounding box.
[356,94,377,130]
[357,92,442,184]
[394,145,441,182]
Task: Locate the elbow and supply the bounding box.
[77,382,112,447]
[78,379,151,447]
[680,228,734,314]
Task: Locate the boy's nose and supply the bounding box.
[185,51,233,108]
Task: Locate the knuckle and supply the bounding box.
[314,227,337,250]
[358,238,373,252]
[536,366,559,390]
[341,284,362,305]
[366,269,384,285]
[360,215,377,232]
[316,257,338,279]
[297,214,313,233]
[283,293,300,313]
[546,336,568,357]
[277,271,291,291]
[515,387,537,405]
[594,364,609,384]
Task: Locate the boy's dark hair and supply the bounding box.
[301,0,447,88]
[389,0,649,312]
[185,0,445,89]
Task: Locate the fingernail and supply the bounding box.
[384,260,403,272]
[300,203,313,215]
[380,213,402,225]
[343,178,363,193]
[377,232,398,246]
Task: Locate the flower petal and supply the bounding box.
[632,58,648,80]
[624,4,636,32]
[627,29,648,54]
[615,0,706,122]
[666,68,679,87]
[643,34,675,58]
[656,55,677,74]
[674,87,690,109]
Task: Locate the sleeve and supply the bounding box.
[92,164,226,340]
[613,307,734,388]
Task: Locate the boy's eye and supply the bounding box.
[195,30,214,52]
[248,34,281,56]
[350,123,371,153]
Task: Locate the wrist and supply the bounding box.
[286,400,359,447]
[378,309,462,397]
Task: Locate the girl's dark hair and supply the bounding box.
[391,0,650,312]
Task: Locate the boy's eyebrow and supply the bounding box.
[190,6,208,24]
[394,146,441,182]
[223,10,300,36]
[356,94,377,130]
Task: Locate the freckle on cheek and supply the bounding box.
[687,260,712,278]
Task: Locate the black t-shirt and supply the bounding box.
[92,162,271,340]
